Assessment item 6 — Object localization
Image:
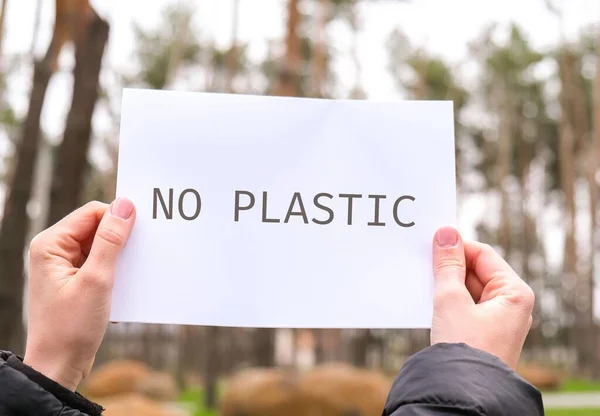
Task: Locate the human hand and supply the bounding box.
[24,199,136,391]
[430,226,534,369]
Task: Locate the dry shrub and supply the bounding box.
[517,363,562,391]
[83,360,151,399]
[100,394,186,416]
[299,363,391,415]
[220,368,300,416]
[82,360,180,402]
[137,371,180,402]
[221,364,391,416]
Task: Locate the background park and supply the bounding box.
[1,0,600,414]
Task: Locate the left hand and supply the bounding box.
[24,199,135,391]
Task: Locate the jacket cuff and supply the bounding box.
[383,343,544,416]
[6,354,104,416]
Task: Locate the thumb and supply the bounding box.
[81,197,136,282]
[432,226,469,305]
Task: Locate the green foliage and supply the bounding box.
[0,106,17,129]
[329,0,359,28]
[484,25,545,85]
[300,35,336,97]
[0,55,22,184]
[128,3,201,89]
[387,27,469,189]
[470,24,554,188]
[127,1,257,93]
[0,56,20,131]
[387,28,468,118]
[211,44,249,76]
[541,27,597,192]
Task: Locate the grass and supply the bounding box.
[545,379,600,416]
[559,379,600,393]
[546,410,600,416]
[179,387,205,404]
[179,387,219,416]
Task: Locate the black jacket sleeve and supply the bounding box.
[382,343,544,416]
[0,351,104,416]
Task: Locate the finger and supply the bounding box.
[465,270,484,303]
[48,201,108,243]
[432,226,471,304]
[464,241,519,287]
[80,198,136,287]
[30,202,108,265]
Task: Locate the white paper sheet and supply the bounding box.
[111,89,456,328]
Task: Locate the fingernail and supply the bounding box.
[436,226,458,247]
[111,197,134,219]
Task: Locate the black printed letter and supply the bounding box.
[262,191,280,223]
[284,192,309,224]
[178,189,201,221]
[368,195,386,226]
[312,193,334,225]
[339,194,362,225]
[234,191,255,222]
[153,188,173,219]
[393,195,415,227]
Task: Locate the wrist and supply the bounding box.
[23,353,83,391]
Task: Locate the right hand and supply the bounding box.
[430,226,535,369]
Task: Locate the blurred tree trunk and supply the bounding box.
[498,85,513,259]
[28,138,53,240]
[518,117,544,348]
[558,80,577,276]
[289,328,297,366]
[592,34,600,375]
[176,326,189,389]
[141,325,153,365]
[563,47,598,374]
[0,0,7,57]
[314,330,325,364]
[587,137,598,374]
[30,0,43,56]
[253,328,275,367]
[0,0,78,354]
[558,51,583,366]
[594,32,600,280]
[348,7,364,99]
[273,0,301,96]
[204,326,219,410]
[225,0,239,93]
[351,329,373,367]
[516,110,532,281]
[568,52,596,373]
[311,0,328,97]
[163,4,190,89]
[46,7,109,227]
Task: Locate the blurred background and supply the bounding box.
[1,0,600,415]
